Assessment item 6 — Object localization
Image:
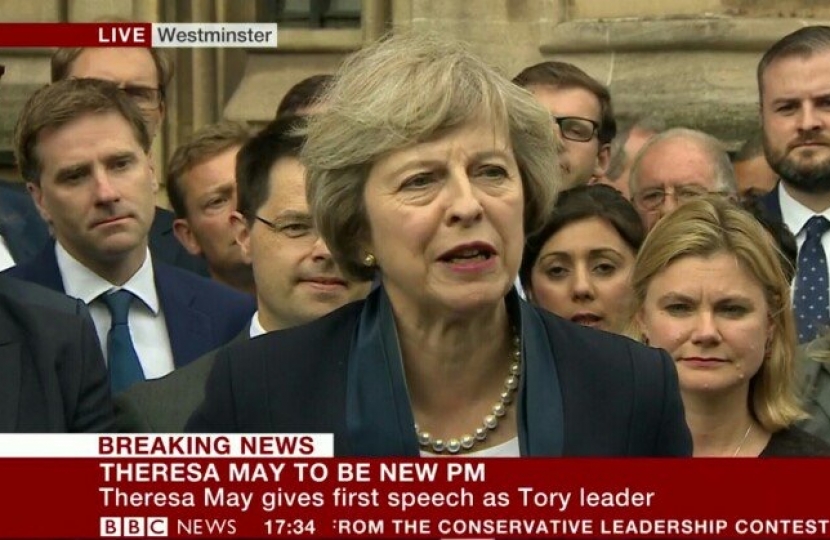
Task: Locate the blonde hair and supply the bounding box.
[303,32,561,281]
[630,196,805,432]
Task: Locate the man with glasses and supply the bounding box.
[114,116,372,432]
[51,45,210,277]
[51,47,169,140]
[628,128,738,231]
[513,61,616,188]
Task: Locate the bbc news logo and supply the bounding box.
[100,516,168,537]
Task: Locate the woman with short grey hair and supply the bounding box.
[188,32,691,457]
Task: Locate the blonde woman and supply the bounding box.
[632,197,830,456]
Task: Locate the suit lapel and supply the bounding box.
[0,189,49,263]
[154,263,211,367]
[759,182,783,222]
[6,241,66,293]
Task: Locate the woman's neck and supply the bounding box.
[682,389,769,457]
[393,302,517,445]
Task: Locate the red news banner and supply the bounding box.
[0,22,278,48]
[0,434,827,539]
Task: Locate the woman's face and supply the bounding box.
[362,117,525,319]
[529,216,636,333]
[638,252,771,396]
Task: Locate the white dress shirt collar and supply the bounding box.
[249,311,267,338]
[779,182,830,237]
[55,243,160,314]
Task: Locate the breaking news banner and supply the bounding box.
[0,22,277,48]
[0,435,828,539]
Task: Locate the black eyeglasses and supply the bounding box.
[255,215,319,242]
[551,115,599,143]
[632,185,732,211]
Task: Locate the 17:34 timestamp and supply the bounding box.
[264,519,316,536]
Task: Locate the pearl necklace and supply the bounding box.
[415,332,521,454]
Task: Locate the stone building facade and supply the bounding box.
[0,0,828,202]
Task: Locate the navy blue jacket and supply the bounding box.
[4,241,255,367]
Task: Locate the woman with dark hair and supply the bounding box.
[520,184,644,334]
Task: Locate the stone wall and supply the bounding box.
[2,0,830,186]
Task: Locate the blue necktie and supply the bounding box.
[101,290,145,393]
[795,216,830,343]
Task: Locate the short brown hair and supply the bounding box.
[51,46,174,101]
[166,122,250,218]
[513,61,617,145]
[15,78,150,185]
[303,32,561,281]
[757,26,830,99]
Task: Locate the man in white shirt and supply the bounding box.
[6,78,255,393]
[51,44,209,277]
[756,26,830,343]
[114,115,373,431]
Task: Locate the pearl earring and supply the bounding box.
[363,253,376,267]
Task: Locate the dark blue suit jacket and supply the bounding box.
[4,242,256,368]
[0,274,114,432]
[0,180,208,275]
[187,291,691,457]
[0,185,49,264]
[759,184,783,222]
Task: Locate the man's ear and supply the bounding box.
[172,218,203,256]
[27,182,52,224]
[231,211,253,265]
[147,151,160,193]
[593,143,611,180]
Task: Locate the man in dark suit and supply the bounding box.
[50,44,209,277]
[756,26,830,343]
[6,78,254,394]
[0,273,113,432]
[0,64,50,268]
[0,182,49,267]
[114,116,372,431]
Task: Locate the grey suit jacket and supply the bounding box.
[799,334,830,444]
[114,325,250,433]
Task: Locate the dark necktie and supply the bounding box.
[795,216,830,343]
[101,290,145,393]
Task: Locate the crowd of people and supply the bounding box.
[3,23,830,458]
